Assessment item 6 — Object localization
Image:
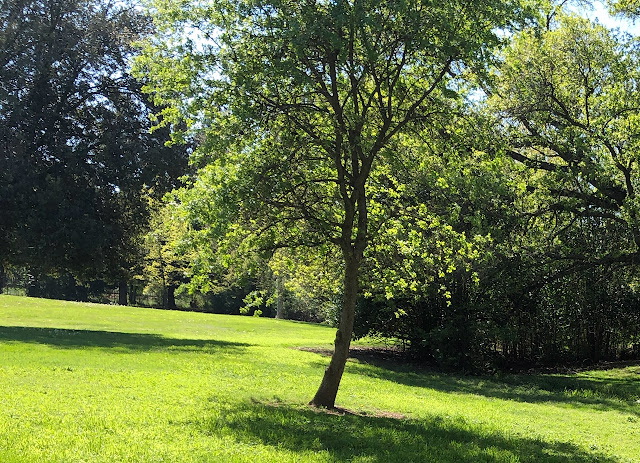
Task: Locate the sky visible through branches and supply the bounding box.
[578,1,640,33]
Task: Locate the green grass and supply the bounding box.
[1,294,639,462]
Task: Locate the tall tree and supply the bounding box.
[136,0,528,408]
[491,13,640,276]
[0,0,188,293]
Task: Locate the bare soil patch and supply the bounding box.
[296,345,419,367]
[252,396,406,419]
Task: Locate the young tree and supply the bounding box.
[136,0,528,408]
[140,196,193,310]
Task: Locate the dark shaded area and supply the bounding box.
[208,402,620,463]
[0,271,257,314]
[301,346,639,417]
[0,325,250,353]
[341,359,640,418]
[354,267,640,372]
[24,273,112,303]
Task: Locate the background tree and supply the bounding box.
[139,195,194,310]
[609,0,640,17]
[349,7,640,369]
[492,13,640,278]
[165,170,343,320]
[0,0,189,299]
[351,109,536,369]
[474,10,640,364]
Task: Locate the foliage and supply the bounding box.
[492,14,640,264]
[609,0,640,17]
[267,248,342,322]
[351,27,640,366]
[139,195,193,309]
[478,11,640,365]
[0,0,189,286]
[352,117,533,369]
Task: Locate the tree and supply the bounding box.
[136,0,528,408]
[139,195,194,310]
[0,0,189,296]
[492,13,640,277]
[609,0,640,17]
[471,11,640,364]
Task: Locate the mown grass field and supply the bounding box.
[1,294,639,462]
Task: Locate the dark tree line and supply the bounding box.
[0,0,189,298]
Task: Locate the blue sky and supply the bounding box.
[580,1,640,34]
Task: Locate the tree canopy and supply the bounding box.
[493,13,640,275]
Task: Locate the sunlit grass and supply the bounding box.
[1,294,638,462]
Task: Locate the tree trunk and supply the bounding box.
[118,280,128,306]
[310,252,361,409]
[276,276,284,319]
[0,264,5,294]
[128,283,137,306]
[160,254,167,309]
[167,284,176,310]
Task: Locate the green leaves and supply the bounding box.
[492,12,640,266]
[137,0,528,250]
[0,0,189,282]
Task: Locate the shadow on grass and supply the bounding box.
[208,402,619,463]
[340,359,640,417]
[0,325,250,353]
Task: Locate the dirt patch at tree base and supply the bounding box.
[252,396,406,420]
[312,405,406,420]
[296,345,419,366]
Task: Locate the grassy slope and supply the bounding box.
[0,294,638,463]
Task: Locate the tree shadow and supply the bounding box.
[340,358,640,417]
[0,325,250,353]
[207,401,620,463]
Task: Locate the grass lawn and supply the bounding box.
[0,294,639,462]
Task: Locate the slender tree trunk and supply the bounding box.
[276,276,284,319]
[0,263,5,294]
[129,283,137,306]
[167,284,176,310]
[310,131,370,408]
[118,279,128,306]
[310,252,361,408]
